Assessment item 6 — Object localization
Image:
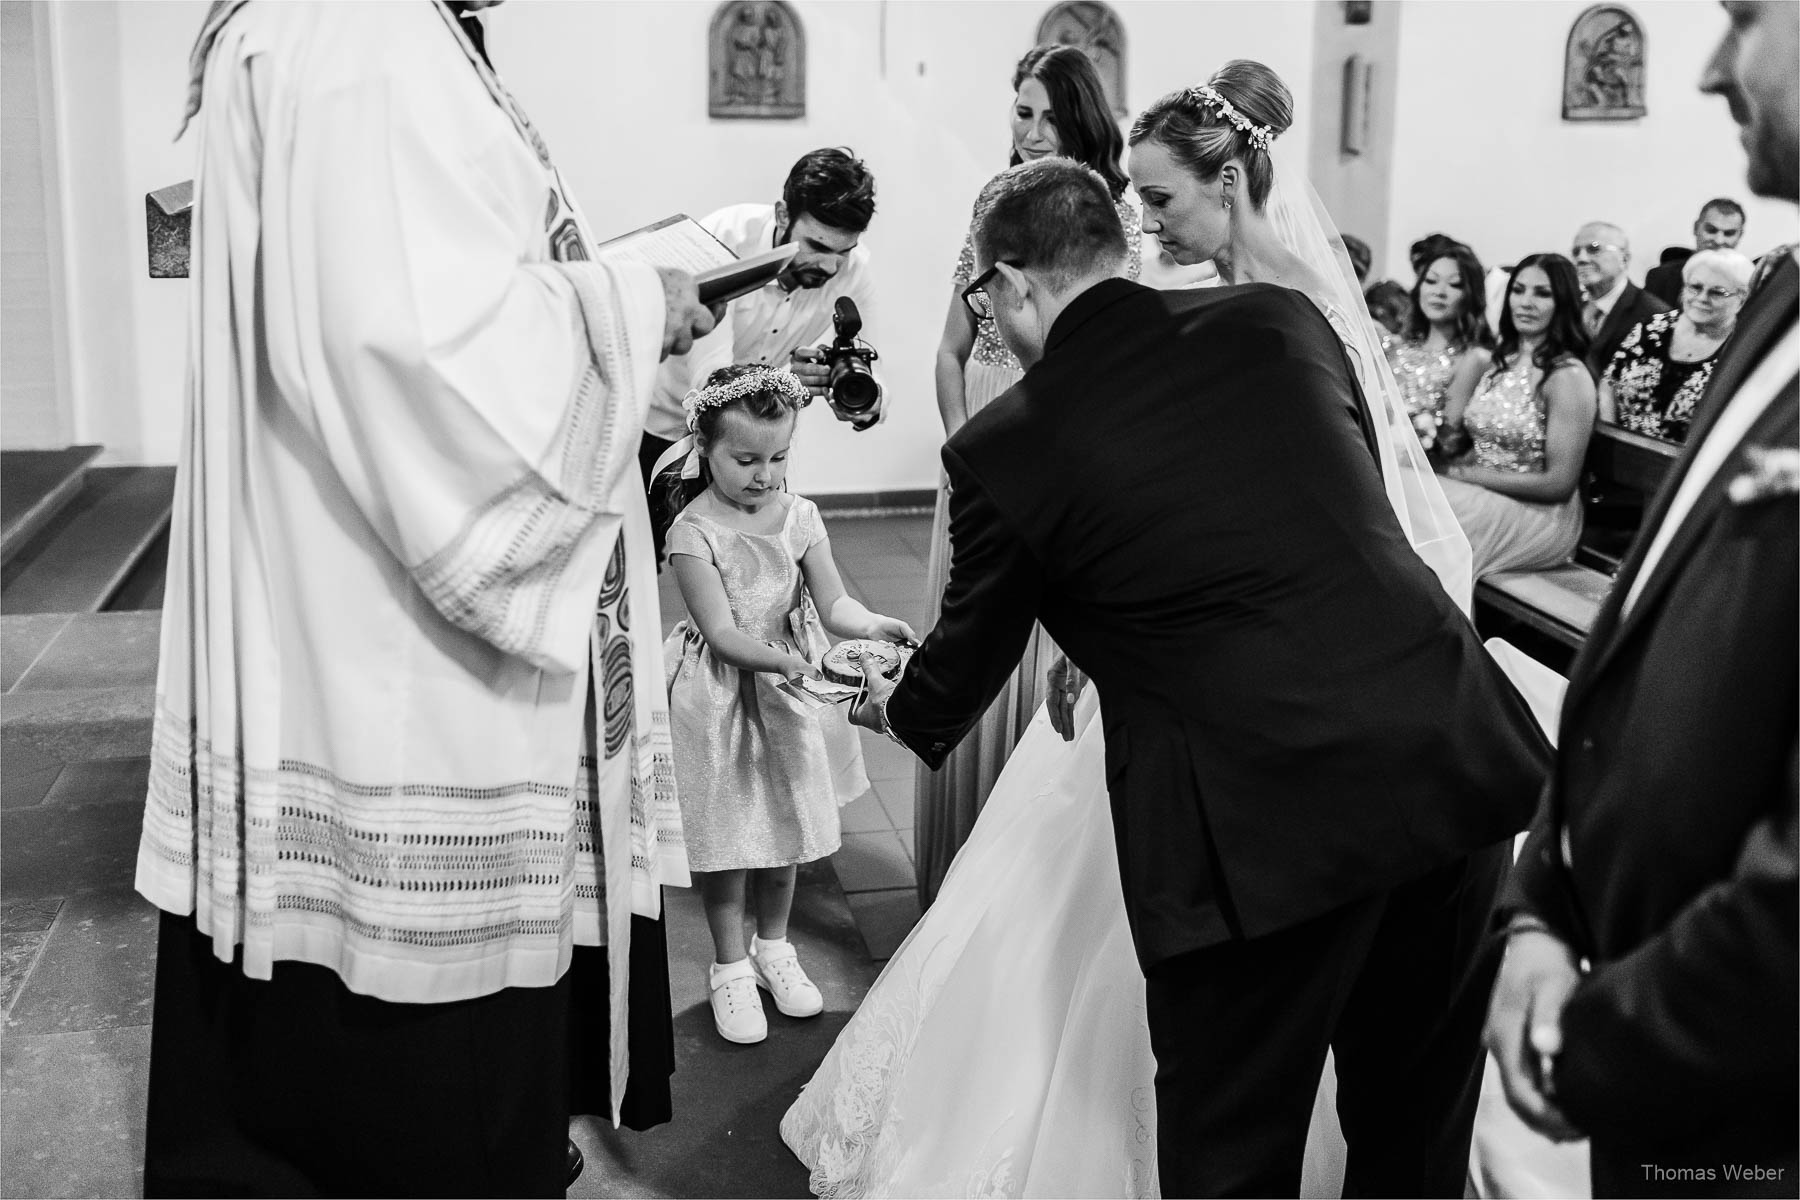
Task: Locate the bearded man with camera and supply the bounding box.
[642,147,884,552]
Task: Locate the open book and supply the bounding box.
[594,214,795,306]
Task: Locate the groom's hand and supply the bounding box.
[1045,655,1088,741]
[849,658,898,735]
[1483,927,1585,1143]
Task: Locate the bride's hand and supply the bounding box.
[1045,655,1087,741]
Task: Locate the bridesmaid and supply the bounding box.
[1382,239,1494,462]
[918,43,1143,905]
[1437,253,1597,580]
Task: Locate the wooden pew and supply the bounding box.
[1474,424,1682,653]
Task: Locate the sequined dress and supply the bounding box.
[1382,334,1463,452]
[913,182,1144,904]
[664,495,868,872]
[1439,356,1584,579]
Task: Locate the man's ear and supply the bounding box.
[773,200,790,243]
[995,261,1033,308]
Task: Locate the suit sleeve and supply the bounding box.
[1496,787,1585,943]
[885,443,1045,768]
[1553,740,1799,1147]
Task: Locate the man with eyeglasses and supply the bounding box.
[1572,220,1671,379]
[1645,198,1749,306]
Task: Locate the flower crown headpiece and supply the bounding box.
[1184,84,1277,153]
[681,366,811,432]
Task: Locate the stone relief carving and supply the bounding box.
[710,1,804,120]
[1035,2,1127,118]
[1564,4,1646,121]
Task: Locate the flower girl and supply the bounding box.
[655,364,914,1044]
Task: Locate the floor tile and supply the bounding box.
[1,614,73,692]
[845,888,922,962]
[0,1025,149,1200]
[842,552,929,582]
[1,898,63,1018]
[871,775,915,830]
[12,612,162,692]
[40,757,151,810]
[896,827,915,865]
[837,789,894,834]
[830,830,914,893]
[858,729,917,784]
[6,889,159,1036]
[0,734,63,811]
[0,798,144,900]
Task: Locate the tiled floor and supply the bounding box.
[0,511,934,1198]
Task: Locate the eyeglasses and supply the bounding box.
[961,261,1015,321]
[1682,281,1745,303]
[1570,242,1623,259]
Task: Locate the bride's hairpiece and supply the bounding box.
[1184,84,1277,152]
[682,366,810,432]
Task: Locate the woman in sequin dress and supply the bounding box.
[916,44,1146,906]
[1382,240,1494,462]
[1599,247,1751,444]
[659,366,915,1046]
[1438,253,1597,579]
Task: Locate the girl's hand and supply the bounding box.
[866,614,918,644]
[783,654,823,682]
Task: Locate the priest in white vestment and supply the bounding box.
[136,3,712,1193]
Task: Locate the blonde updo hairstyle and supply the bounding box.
[1127,60,1294,211]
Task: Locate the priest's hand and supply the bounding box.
[849,658,899,736]
[656,267,723,359]
[1483,925,1585,1143]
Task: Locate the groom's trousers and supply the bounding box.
[1144,843,1510,1199]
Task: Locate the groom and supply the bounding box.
[852,159,1550,1197]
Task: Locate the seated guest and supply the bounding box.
[1749,241,1797,297]
[1382,239,1495,458]
[1571,220,1670,378]
[1600,247,1752,443]
[1643,197,1746,305]
[1438,253,1597,579]
[1364,279,1411,336]
[1340,233,1373,287]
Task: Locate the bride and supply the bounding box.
[780,61,1483,1198]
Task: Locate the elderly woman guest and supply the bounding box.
[917,44,1146,905]
[1438,253,1597,579]
[1599,247,1753,443]
[1382,239,1495,458]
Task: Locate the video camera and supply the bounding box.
[794,297,881,431]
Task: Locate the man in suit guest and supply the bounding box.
[1573,220,1671,378]
[851,157,1550,1197]
[1645,198,1749,306]
[1485,3,1798,1196]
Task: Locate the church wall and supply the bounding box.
[39,0,1317,490]
[1382,0,1799,291]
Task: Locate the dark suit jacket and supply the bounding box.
[1586,281,1672,379]
[1643,254,1691,309]
[1506,255,1798,1158]
[887,278,1550,971]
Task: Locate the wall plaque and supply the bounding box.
[709,1,805,120]
[1035,2,1127,119]
[1564,5,1646,121]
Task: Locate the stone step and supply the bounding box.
[0,466,176,614]
[0,446,103,566]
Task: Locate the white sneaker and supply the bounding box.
[750,937,824,1018]
[708,959,767,1044]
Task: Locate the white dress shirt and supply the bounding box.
[647,203,878,440]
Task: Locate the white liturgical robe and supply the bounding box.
[137,0,688,1111]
